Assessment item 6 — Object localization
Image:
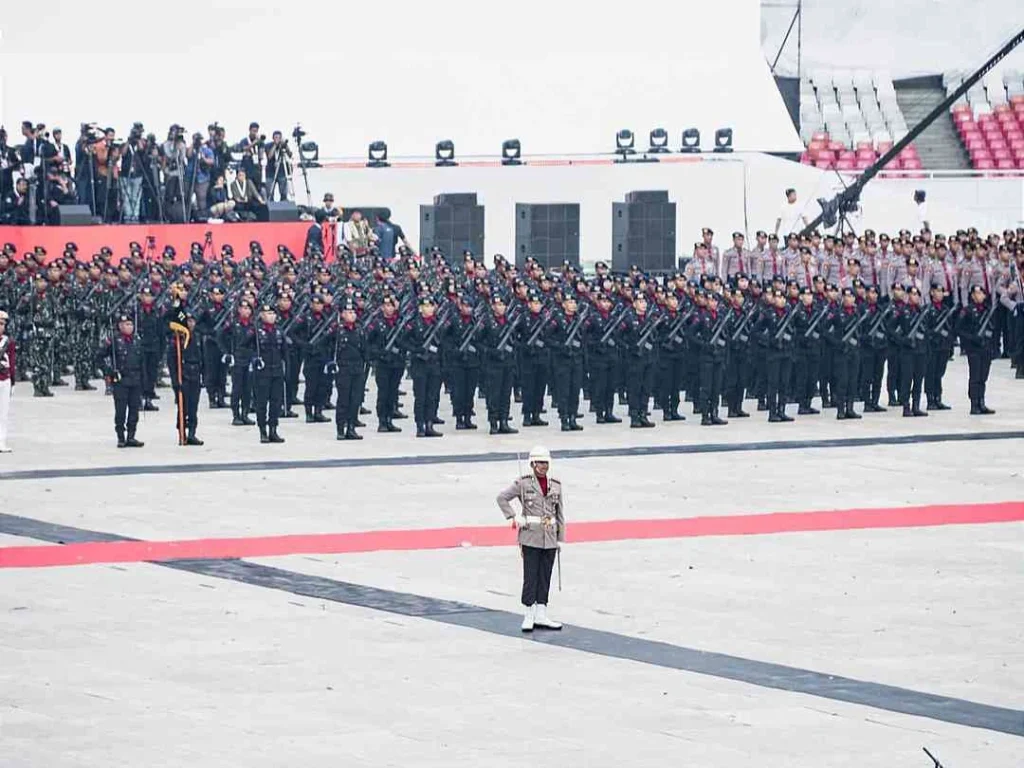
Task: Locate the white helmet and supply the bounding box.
[528,446,551,463]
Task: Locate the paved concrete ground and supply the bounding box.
[1,356,1022,767]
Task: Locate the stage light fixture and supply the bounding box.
[680,128,701,153]
[367,141,390,168]
[615,129,636,159]
[298,140,320,167]
[501,139,522,166]
[713,128,734,153]
[648,128,670,153]
[435,139,457,167]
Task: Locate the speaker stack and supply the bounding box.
[56,204,95,226]
[266,201,300,222]
[419,193,485,259]
[611,190,677,273]
[514,203,580,270]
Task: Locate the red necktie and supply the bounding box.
[738,251,745,274]
[982,262,990,293]
[804,265,811,287]
[944,263,951,292]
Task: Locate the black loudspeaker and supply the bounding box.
[267,201,300,222]
[624,190,669,204]
[514,203,581,269]
[611,194,676,272]
[434,192,478,207]
[57,204,94,226]
[420,203,485,258]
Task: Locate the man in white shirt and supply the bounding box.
[775,188,808,237]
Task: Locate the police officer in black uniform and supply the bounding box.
[252,303,286,443]
[405,295,447,437]
[167,311,204,445]
[96,313,145,447]
[328,297,367,440]
[958,284,997,415]
[219,300,256,426]
[445,291,482,430]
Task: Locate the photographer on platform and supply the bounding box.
[208,172,238,221]
[50,128,72,171]
[94,128,121,223]
[161,124,190,220]
[263,130,291,201]
[74,123,103,212]
[119,126,147,223]
[234,122,265,190]
[185,133,215,219]
[44,160,76,224]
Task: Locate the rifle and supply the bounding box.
[840,307,869,346]
[976,300,999,340]
[457,314,485,353]
[772,305,797,343]
[902,305,932,346]
[706,311,732,349]
[383,310,415,354]
[523,310,553,349]
[494,312,523,355]
[635,313,665,351]
[801,305,829,340]
[420,305,452,354]
[930,305,956,341]
[864,302,894,343]
[729,305,756,343]
[561,304,591,350]
[598,306,629,346]
[663,306,697,346]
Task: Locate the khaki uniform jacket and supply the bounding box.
[496,474,566,549]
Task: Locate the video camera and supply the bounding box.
[292,124,305,141]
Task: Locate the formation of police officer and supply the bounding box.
[0,223,1020,447]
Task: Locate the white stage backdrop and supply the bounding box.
[0,0,801,156]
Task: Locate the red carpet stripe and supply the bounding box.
[1,501,1021,569]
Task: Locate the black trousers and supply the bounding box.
[765,352,792,412]
[284,347,302,406]
[519,355,547,418]
[303,355,329,409]
[230,364,252,416]
[587,355,615,416]
[374,362,403,419]
[485,362,515,421]
[449,362,478,417]
[254,374,283,428]
[697,354,725,414]
[173,378,201,432]
[899,350,926,408]
[142,348,161,397]
[204,342,227,400]
[334,365,364,429]
[659,353,685,413]
[553,356,584,419]
[833,347,860,405]
[794,349,820,406]
[859,347,886,405]
[521,545,557,606]
[683,352,700,401]
[625,356,655,416]
[113,382,141,435]
[819,347,834,403]
[411,361,442,425]
[886,347,902,401]
[966,351,993,403]
[925,349,950,403]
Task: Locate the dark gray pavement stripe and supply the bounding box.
[2,429,1022,482]
[2,511,1021,737]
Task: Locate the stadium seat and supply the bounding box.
[815,158,834,170]
[835,159,855,170]
[995,158,1015,170]
[855,158,873,170]
[975,158,995,170]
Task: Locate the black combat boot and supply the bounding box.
[498,419,518,434]
[116,429,127,448]
[186,429,204,446]
[569,416,583,431]
[269,426,285,443]
[561,416,572,432]
[260,427,271,443]
[424,422,442,437]
[700,411,714,426]
[417,423,427,437]
[125,432,144,448]
[143,398,159,412]
[604,411,621,423]
[344,423,363,440]
[312,408,330,424]
[979,401,995,415]
[843,400,860,419]
[757,397,768,411]
[630,414,645,428]
[232,411,246,426]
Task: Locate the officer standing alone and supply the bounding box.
[96,314,145,448]
[496,446,565,633]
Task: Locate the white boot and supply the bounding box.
[534,603,562,630]
[521,604,535,632]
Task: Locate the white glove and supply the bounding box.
[512,514,527,529]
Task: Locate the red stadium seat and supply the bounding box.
[800,152,811,164]
[815,158,835,169]
[992,147,1012,160]
[812,131,829,143]
[815,148,835,162]
[978,112,996,124]
[835,159,855,170]
[981,121,1002,135]
[965,136,987,151]
[995,158,1016,170]
[900,158,922,170]
[855,158,873,170]
[987,136,1008,150]
[975,158,995,170]
[898,146,918,159]
[827,140,846,151]
[1009,138,1024,152]
[855,141,874,151]
[960,126,981,141]
[952,103,971,114]
[996,110,1015,124]
[876,140,894,153]
[1004,127,1023,142]
[838,150,856,161]
[856,149,876,161]
[994,103,1012,115]
[953,112,973,128]
[1013,94,1024,105]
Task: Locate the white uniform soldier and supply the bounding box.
[496,446,565,632]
